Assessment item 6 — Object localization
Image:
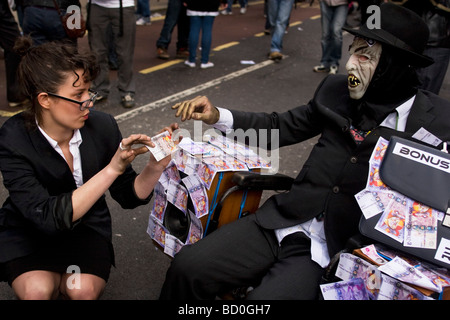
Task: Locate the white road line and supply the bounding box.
[114,58,277,123]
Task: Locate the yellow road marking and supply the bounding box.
[213,41,240,52]
[139,59,184,74]
[0,109,25,117]
[289,21,303,26]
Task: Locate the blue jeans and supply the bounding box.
[268,0,294,53]
[188,15,215,64]
[136,0,150,18]
[22,6,67,45]
[319,1,348,68]
[224,0,248,13]
[156,0,189,50]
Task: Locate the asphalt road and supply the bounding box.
[0,0,449,305]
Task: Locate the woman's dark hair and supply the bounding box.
[14,36,99,128]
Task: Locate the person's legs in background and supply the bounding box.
[186,15,201,67]
[136,0,151,25]
[239,0,248,14]
[268,0,294,60]
[200,15,215,67]
[113,6,136,108]
[416,46,450,95]
[88,4,111,100]
[156,0,183,59]
[0,0,27,107]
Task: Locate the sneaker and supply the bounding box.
[221,9,232,15]
[268,51,283,62]
[8,99,29,108]
[94,94,107,102]
[121,93,135,108]
[157,47,170,60]
[200,62,214,69]
[176,48,189,59]
[329,65,338,75]
[313,64,330,73]
[240,6,247,14]
[184,60,196,68]
[136,16,151,25]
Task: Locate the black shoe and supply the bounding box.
[121,93,135,108]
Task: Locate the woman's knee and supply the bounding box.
[61,273,106,300]
[12,271,61,300]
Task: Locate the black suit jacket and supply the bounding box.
[230,75,450,257]
[0,110,151,265]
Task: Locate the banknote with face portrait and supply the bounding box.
[377,274,431,300]
[186,210,203,245]
[182,174,209,218]
[355,189,384,219]
[147,216,169,249]
[335,253,382,299]
[159,160,181,189]
[206,134,253,158]
[166,179,188,214]
[370,137,389,166]
[150,182,167,223]
[202,154,248,172]
[178,137,209,155]
[320,278,369,300]
[234,153,272,170]
[366,162,391,191]
[147,130,177,161]
[415,262,450,292]
[404,201,438,249]
[375,195,409,242]
[164,233,184,258]
[378,256,441,292]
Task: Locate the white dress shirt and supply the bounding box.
[37,126,84,188]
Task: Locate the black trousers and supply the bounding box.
[159,214,325,300]
[0,0,25,103]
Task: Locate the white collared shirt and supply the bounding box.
[214,96,416,268]
[379,95,415,131]
[37,126,84,188]
[90,0,134,8]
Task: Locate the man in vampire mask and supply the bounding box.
[159,3,450,300]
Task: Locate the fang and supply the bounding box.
[348,75,360,88]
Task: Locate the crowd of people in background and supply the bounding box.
[0,0,448,111]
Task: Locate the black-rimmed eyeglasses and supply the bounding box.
[46,90,99,111]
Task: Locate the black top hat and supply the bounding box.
[343,3,434,67]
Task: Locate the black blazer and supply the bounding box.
[0,110,151,265]
[230,75,450,257]
[185,0,227,12]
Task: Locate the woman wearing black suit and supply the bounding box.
[0,37,178,299]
